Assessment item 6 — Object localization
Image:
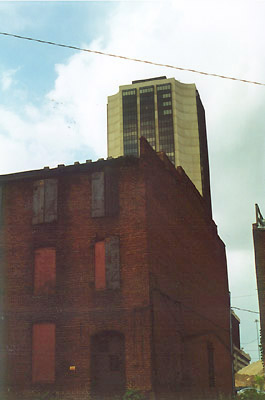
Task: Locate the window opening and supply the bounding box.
[32,323,55,383]
[32,179,57,224]
[95,237,120,290]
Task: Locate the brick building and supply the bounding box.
[253,204,265,369]
[231,311,251,373]
[0,138,233,399]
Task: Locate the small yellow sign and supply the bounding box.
[69,366,76,371]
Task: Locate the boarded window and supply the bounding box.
[91,172,105,217]
[44,179,58,222]
[105,168,119,216]
[32,323,55,383]
[95,241,106,289]
[33,180,44,224]
[105,236,120,289]
[95,237,120,290]
[91,170,119,217]
[33,179,57,224]
[34,248,56,295]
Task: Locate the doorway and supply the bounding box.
[91,331,126,397]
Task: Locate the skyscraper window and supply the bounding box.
[122,89,138,156]
[140,85,156,150]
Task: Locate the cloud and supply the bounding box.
[1,0,264,222]
[0,3,37,32]
[0,101,97,174]
[0,0,264,361]
[1,69,17,91]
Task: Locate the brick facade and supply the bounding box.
[253,206,265,370]
[0,138,233,399]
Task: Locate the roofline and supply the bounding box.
[0,156,138,183]
[132,76,167,84]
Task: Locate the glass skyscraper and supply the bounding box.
[107,76,212,214]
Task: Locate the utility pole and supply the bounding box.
[255,319,261,360]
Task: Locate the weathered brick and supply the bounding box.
[253,224,265,367]
[0,138,233,399]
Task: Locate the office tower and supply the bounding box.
[107,76,212,214]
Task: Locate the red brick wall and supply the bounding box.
[1,141,233,398]
[140,138,233,397]
[1,160,153,393]
[253,226,265,365]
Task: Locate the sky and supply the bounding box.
[0,0,264,362]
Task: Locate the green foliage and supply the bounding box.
[122,388,146,400]
[237,388,265,400]
[255,375,265,391]
[260,329,264,368]
[5,390,62,400]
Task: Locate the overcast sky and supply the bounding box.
[0,0,264,362]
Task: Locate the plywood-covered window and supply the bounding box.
[91,172,105,218]
[34,248,56,295]
[91,169,119,218]
[32,323,55,383]
[95,237,120,290]
[95,241,106,289]
[33,179,57,224]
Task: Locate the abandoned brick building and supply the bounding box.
[253,204,265,371]
[0,138,233,399]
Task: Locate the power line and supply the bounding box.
[0,31,265,87]
[231,306,259,314]
[242,338,259,345]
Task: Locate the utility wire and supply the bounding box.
[242,338,259,345]
[231,306,259,314]
[0,31,265,87]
